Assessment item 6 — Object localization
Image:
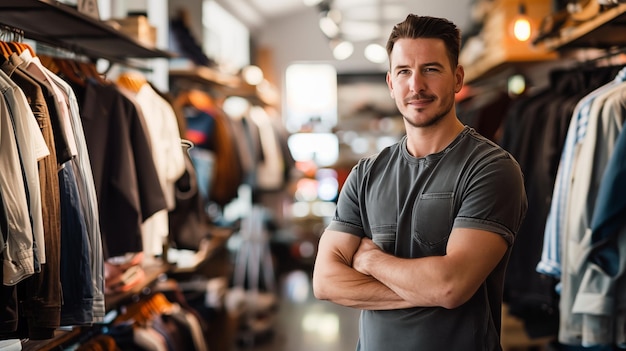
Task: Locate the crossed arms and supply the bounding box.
[311,227,508,310]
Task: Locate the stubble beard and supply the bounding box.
[402,99,452,129]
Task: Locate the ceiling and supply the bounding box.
[217,0,474,41]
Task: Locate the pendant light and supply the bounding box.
[512,2,532,42]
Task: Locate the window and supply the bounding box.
[203,0,250,72]
[284,63,337,133]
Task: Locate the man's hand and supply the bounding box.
[313,230,412,309]
[353,237,382,276]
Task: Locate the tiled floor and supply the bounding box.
[235,270,360,351]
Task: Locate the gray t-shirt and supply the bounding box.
[327,126,527,351]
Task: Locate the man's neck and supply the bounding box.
[405,118,465,158]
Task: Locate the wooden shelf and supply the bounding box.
[0,0,172,60]
[170,67,241,89]
[462,0,559,84]
[541,3,626,50]
[169,68,280,106]
[463,49,558,84]
[21,328,83,351]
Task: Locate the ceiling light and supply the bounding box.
[332,40,354,60]
[223,96,250,118]
[511,3,532,42]
[242,65,264,85]
[364,43,387,63]
[319,16,340,38]
[327,9,342,23]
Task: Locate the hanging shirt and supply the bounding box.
[18,51,78,159]
[0,69,49,284]
[47,67,107,323]
[124,82,186,257]
[78,80,167,259]
[538,67,626,279]
[559,81,626,347]
[249,106,284,191]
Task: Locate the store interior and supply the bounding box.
[0,0,625,350]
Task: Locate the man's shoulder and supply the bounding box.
[354,139,403,171]
[461,128,517,162]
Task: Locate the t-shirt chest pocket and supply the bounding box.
[413,192,454,252]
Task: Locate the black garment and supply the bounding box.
[168,145,213,250]
[76,81,166,258]
[169,15,215,67]
[457,89,513,143]
[500,65,625,338]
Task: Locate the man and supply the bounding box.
[312,14,528,351]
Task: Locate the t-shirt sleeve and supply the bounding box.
[327,162,367,238]
[453,155,528,246]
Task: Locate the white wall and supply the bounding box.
[172,0,474,70]
[253,2,473,107]
[161,0,474,93]
[246,1,475,75]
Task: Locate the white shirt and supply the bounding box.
[0,69,49,284]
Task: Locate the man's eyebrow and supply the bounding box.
[392,62,445,71]
[392,64,411,72]
[422,62,444,68]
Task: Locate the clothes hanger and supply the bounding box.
[37,54,60,74]
[116,71,147,93]
[186,88,215,111]
[6,41,21,54]
[113,292,174,326]
[56,57,86,86]
[0,41,12,58]
[78,60,106,84]
[18,42,36,57]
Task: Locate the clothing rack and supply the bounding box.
[32,40,155,75]
[579,45,626,67]
[0,23,24,43]
[33,41,91,63]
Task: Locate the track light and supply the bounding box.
[331,40,353,60]
[364,43,387,63]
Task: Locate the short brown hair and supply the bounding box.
[386,15,461,69]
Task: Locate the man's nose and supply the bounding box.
[409,73,425,93]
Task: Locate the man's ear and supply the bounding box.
[386,71,394,98]
[454,65,465,93]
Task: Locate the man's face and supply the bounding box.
[386,38,463,129]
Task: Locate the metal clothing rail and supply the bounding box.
[0,23,24,43]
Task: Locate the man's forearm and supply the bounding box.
[313,262,414,310]
[313,230,415,310]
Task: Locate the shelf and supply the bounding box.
[541,3,626,50]
[168,226,234,274]
[170,67,241,89]
[0,0,172,60]
[21,328,83,351]
[104,259,170,309]
[462,43,558,84]
[170,68,280,106]
[461,0,559,84]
